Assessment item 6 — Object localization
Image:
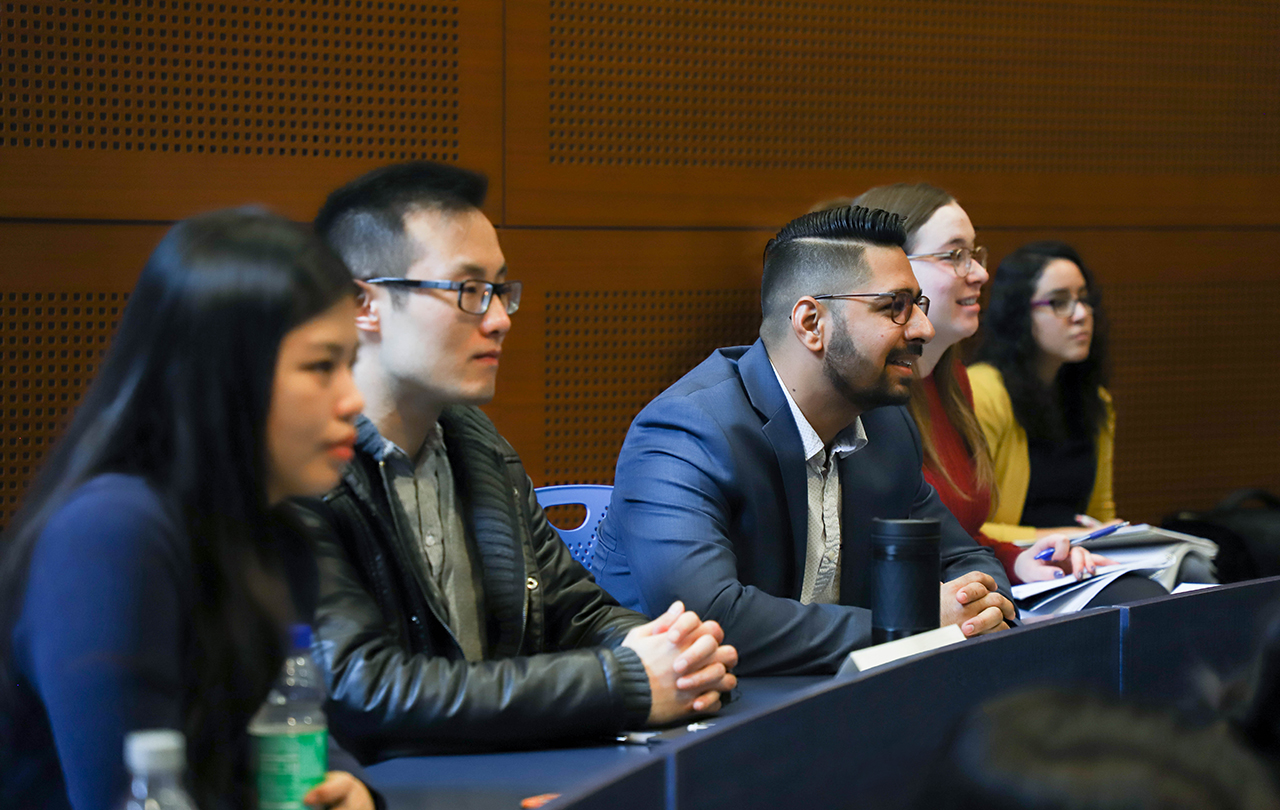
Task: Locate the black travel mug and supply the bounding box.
[871,518,940,644]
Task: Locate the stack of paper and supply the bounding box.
[1011,525,1218,617]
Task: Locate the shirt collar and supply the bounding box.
[769,359,868,463]
[372,421,445,464]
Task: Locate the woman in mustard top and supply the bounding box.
[969,241,1117,543]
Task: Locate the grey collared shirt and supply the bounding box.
[770,362,868,605]
[379,423,487,661]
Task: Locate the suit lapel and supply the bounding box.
[837,449,872,608]
[740,340,811,597]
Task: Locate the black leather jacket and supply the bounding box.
[296,408,651,763]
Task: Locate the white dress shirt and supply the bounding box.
[770,362,868,604]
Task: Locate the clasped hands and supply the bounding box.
[296,602,738,807]
[622,600,739,725]
[941,572,1016,638]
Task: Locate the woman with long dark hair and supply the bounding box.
[0,209,372,809]
[828,185,1105,582]
[969,240,1115,539]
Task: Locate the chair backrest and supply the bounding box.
[534,484,613,567]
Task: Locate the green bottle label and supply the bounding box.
[254,728,328,810]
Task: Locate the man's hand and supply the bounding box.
[940,571,1015,638]
[303,771,374,810]
[1014,535,1116,583]
[621,600,739,726]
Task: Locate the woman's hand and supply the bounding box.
[1034,518,1124,540]
[1014,535,1116,583]
[303,771,375,810]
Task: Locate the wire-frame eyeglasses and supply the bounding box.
[810,290,930,325]
[906,245,989,277]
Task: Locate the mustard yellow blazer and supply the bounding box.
[967,362,1116,543]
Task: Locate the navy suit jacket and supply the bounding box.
[593,340,1011,675]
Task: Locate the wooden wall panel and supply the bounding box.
[483,227,768,484]
[1109,274,1280,522]
[0,0,504,222]
[0,222,165,525]
[506,0,1280,228]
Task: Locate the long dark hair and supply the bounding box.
[975,240,1110,443]
[0,208,355,807]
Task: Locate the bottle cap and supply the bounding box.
[290,623,312,651]
[124,729,186,774]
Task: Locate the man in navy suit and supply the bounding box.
[593,206,1014,675]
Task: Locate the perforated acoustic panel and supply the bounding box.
[1106,277,1280,523]
[546,0,1278,173]
[543,288,759,484]
[2,0,461,160]
[1,0,465,159]
[0,292,123,526]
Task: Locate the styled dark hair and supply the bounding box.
[760,206,906,343]
[842,183,995,502]
[0,208,355,808]
[921,688,1280,809]
[975,241,1110,443]
[315,160,488,286]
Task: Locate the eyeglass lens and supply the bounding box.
[458,280,522,315]
[1047,294,1092,317]
[889,291,929,324]
[949,246,987,275]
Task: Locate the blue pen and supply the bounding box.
[1034,521,1131,561]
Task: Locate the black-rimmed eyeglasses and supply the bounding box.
[906,246,988,277]
[811,291,930,325]
[365,278,523,316]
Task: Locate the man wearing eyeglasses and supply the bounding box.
[297,161,737,762]
[592,206,1014,676]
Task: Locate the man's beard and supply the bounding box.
[822,313,917,412]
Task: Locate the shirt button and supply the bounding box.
[526,577,539,591]
[426,534,438,547]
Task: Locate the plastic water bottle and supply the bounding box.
[248,623,329,810]
[118,729,198,810]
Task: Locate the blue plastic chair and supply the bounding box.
[534,484,613,568]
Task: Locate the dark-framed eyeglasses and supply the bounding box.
[811,290,930,325]
[365,278,522,316]
[1030,292,1094,318]
[906,245,989,277]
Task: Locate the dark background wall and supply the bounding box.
[2,0,1278,527]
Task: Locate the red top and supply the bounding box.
[921,361,1024,582]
